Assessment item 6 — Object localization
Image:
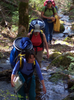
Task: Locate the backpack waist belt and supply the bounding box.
[33,43,43,54]
[21,72,33,80]
[21,72,33,93]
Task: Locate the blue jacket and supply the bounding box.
[12,59,43,81]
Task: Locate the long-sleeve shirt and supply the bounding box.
[12,59,43,81]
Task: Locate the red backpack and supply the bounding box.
[44,0,56,7]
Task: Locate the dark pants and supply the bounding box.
[43,19,53,43]
[17,75,36,100]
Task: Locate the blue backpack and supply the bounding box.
[10,47,19,68]
[10,37,33,68]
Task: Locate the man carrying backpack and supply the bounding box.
[27,24,49,67]
[41,0,57,44]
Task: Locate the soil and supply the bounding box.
[0,0,74,59]
[0,27,74,59]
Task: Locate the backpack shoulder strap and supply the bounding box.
[17,54,25,70]
[32,60,36,70]
[51,6,55,16]
[40,30,43,43]
[44,6,48,13]
[29,29,34,40]
[44,6,55,16]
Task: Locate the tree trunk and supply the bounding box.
[72,0,74,4]
[18,0,29,37]
[2,0,18,7]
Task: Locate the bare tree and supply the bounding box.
[18,0,29,37]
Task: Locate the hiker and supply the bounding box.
[41,0,57,44]
[27,24,49,67]
[11,40,46,100]
[44,0,58,12]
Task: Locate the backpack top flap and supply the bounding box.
[10,37,33,68]
[13,37,33,52]
[30,19,45,30]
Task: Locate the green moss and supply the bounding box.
[17,32,27,37]
[62,92,74,100]
[0,35,2,37]
[71,24,74,31]
[48,53,74,69]
[49,52,61,60]
[60,24,65,33]
[0,52,3,59]
[64,37,74,45]
[62,96,69,100]
[64,37,72,42]
[49,72,69,83]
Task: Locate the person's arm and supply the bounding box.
[11,61,20,87]
[41,11,56,21]
[27,32,30,38]
[35,60,46,94]
[53,7,61,19]
[41,11,52,20]
[41,80,46,94]
[43,33,49,59]
[11,74,15,87]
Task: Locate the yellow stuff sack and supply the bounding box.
[54,15,60,32]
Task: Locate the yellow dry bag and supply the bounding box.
[54,15,60,32]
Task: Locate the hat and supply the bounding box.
[47,0,52,3]
[33,24,41,32]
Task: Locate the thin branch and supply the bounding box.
[0,6,5,21]
[1,0,18,7]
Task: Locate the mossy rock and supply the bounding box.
[0,52,9,59]
[71,24,74,31]
[0,52,3,59]
[48,52,74,69]
[64,37,72,42]
[62,93,74,100]
[60,24,65,33]
[48,72,69,83]
[49,52,61,60]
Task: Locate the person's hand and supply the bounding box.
[57,15,62,19]
[41,80,46,94]
[11,80,15,87]
[43,86,46,94]
[47,52,49,59]
[11,74,15,87]
[51,17,55,22]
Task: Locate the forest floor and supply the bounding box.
[0,0,74,59]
